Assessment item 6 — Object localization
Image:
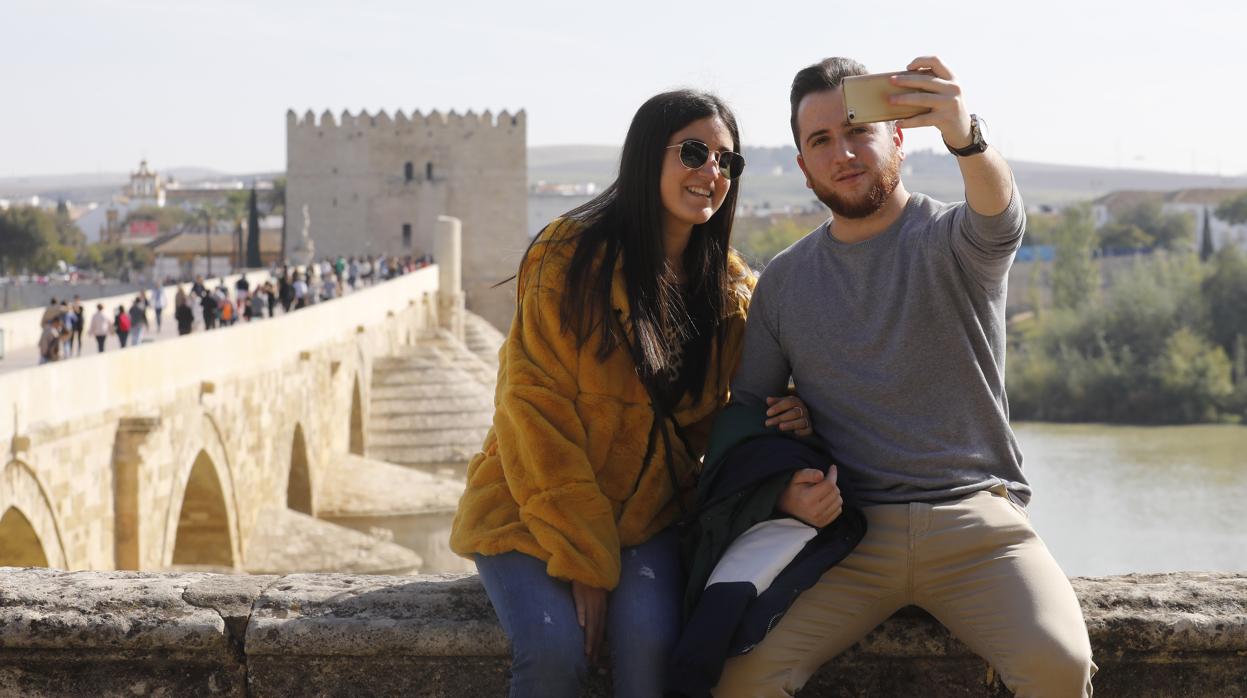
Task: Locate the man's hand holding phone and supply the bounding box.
[887,56,974,149]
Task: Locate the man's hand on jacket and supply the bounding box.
[777,465,842,527]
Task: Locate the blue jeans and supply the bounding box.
[475,529,682,698]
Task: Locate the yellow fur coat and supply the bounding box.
[449,219,754,590]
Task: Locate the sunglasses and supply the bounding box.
[665,139,746,180]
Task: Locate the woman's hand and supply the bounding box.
[765,395,814,437]
[572,580,608,664]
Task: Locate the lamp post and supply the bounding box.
[206,215,213,277]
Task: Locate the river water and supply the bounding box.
[1012,422,1247,577]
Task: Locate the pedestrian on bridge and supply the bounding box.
[38,315,64,364]
[70,295,85,356]
[89,304,109,353]
[128,297,148,347]
[174,288,194,336]
[113,306,130,348]
[152,285,166,333]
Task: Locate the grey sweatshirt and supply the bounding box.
[731,190,1030,505]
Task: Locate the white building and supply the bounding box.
[1092,189,1247,253]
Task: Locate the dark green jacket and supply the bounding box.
[680,403,816,617]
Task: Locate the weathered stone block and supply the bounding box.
[0,569,1243,696]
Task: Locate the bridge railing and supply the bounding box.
[0,266,440,442]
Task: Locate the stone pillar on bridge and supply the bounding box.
[436,215,466,341]
[112,417,161,571]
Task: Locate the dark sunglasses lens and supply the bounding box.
[679,140,710,169]
[720,152,745,180]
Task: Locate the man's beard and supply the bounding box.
[812,148,902,219]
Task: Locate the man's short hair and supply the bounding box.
[789,57,868,149]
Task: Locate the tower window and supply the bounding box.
[404,162,414,182]
[426,162,434,180]
[402,223,412,248]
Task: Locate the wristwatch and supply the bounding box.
[945,114,989,157]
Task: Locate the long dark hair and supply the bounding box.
[522,90,743,405]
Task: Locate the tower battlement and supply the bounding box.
[287,108,526,133]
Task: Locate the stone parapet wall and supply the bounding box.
[0,569,1242,697]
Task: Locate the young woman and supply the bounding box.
[450,90,812,697]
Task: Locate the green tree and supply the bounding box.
[1215,191,1247,225]
[1202,246,1247,354]
[1199,208,1215,263]
[31,242,76,274]
[1149,328,1233,423]
[0,206,59,274]
[51,200,85,249]
[1050,204,1099,309]
[75,245,103,271]
[1116,200,1194,251]
[1007,253,1226,424]
[246,187,262,267]
[91,243,154,279]
[268,177,286,216]
[1097,253,1206,363]
[735,218,807,267]
[1023,212,1062,247]
[0,208,45,273]
[1230,335,1247,419]
[1097,221,1153,251]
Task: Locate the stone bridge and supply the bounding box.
[0,219,499,578]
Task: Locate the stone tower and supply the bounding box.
[285,108,528,330]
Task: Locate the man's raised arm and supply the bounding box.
[890,55,1014,217]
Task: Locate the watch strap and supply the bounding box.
[945,115,987,157]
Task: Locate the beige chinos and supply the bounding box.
[714,489,1096,697]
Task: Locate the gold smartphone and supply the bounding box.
[842,71,931,124]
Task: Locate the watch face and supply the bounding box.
[973,115,989,147]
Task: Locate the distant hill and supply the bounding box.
[0,168,281,204]
[529,145,1247,210]
[8,149,1246,212]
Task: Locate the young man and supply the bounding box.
[717,57,1095,697]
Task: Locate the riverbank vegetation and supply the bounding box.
[1009,200,1247,424]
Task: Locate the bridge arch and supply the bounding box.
[0,460,68,568]
[288,423,313,514]
[160,414,241,571]
[0,508,46,567]
[169,450,236,569]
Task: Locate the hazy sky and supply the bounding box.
[3,0,1242,177]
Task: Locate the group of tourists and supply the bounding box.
[449,54,1097,698]
[32,252,432,365]
[334,253,434,293]
[37,293,154,361]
